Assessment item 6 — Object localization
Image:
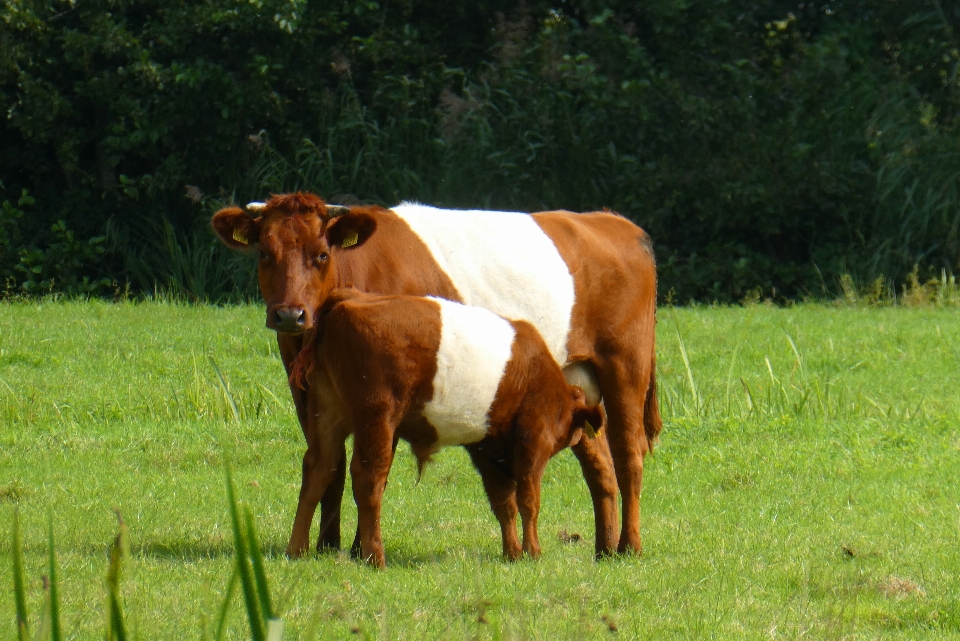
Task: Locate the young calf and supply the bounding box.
[288,288,602,567]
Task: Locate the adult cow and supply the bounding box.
[212,193,660,557]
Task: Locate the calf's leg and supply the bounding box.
[515,451,550,559]
[349,436,400,559]
[351,431,397,568]
[466,445,521,560]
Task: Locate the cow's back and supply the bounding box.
[388,205,654,368]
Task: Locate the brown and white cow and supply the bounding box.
[287,288,603,566]
[212,192,660,557]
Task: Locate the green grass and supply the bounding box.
[1,300,959,639]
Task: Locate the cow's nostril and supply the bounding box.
[275,307,307,329]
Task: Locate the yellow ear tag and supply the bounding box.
[232,228,249,245]
[583,420,599,439]
[342,231,359,248]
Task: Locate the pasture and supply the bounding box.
[0,300,958,639]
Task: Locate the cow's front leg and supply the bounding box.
[351,432,396,568]
[315,441,347,552]
[287,439,344,558]
[286,398,350,559]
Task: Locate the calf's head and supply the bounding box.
[211,192,376,333]
[565,386,604,448]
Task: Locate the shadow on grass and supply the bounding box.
[128,541,235,561]
[125,536,516,567]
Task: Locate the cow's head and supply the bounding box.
[211,192,376,333]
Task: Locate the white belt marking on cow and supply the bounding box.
[392,203,575,365]
[423,298,516,446]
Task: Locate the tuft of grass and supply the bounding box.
[12,510,28,641]
[106,511,130,641]
[10,469,283,640]
[224,464,281,641]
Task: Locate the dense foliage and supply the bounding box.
[1,0,958,301]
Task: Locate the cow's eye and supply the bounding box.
[317,252,329,263]
[259,250,269,261]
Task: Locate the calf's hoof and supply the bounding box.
[616,541,643,556]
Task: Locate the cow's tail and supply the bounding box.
[644,352,662,452]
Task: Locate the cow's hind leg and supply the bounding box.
[597,353,654,555]
[466,444,521,560]
[570,432,619,557]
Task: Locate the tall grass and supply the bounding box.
[105,216,259,303]
[868,83,960,280]
[9,467,283,640]
[245,82,441,206]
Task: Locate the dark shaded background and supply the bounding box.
[2,0,958,301]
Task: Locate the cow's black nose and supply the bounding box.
[274,307,306,331]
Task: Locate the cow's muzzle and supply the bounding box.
[271,306,309,333]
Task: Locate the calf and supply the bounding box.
[289,288,602,567]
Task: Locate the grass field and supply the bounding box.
[1,300,959,639]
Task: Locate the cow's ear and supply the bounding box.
[211,207,261,250]
[326,212,377,250]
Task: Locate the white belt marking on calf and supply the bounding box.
[423,298,516,446]
[392,203,575,365]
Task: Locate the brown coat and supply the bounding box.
[212,192,659,557]
[292,289,601,566]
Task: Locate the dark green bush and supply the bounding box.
[1,0,958,301]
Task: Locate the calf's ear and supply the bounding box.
[326,212,377,250]
[571,391,604,434]
[211,207,261,250]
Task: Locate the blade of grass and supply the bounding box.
[12,509,29,641]
[214,565,240,641]
[243,506,274,621]
[267,618,285,641]
[673,314,702,415]
[302,596,326,641]
[784,332,804,376]
[210,356,241,423]
[723,343,741,413]
[106,512,129,641]
[257,383,288,413]
[47,514,62,641]
[740,377,755,412]
[225,465,265,641]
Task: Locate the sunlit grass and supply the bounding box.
[1,300,959,638]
